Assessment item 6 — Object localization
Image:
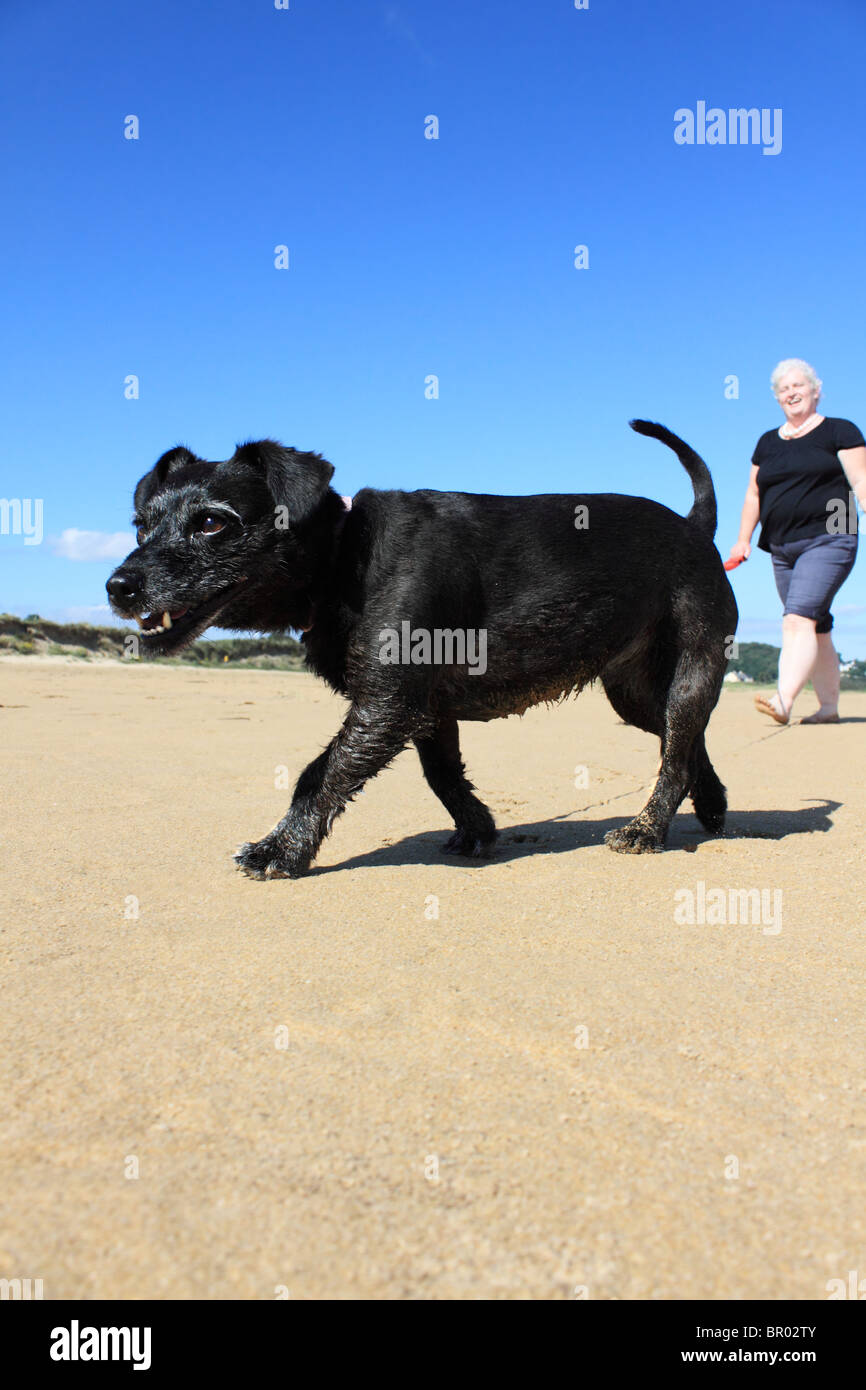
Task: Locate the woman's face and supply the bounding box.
[775,371,820,420]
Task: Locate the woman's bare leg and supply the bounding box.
[802,631,841,718]
[773,613,819,717]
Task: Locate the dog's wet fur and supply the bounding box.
[107,422,737,878]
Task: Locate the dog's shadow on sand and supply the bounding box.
[312,799,842,874]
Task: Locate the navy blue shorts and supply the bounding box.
[770,533,858,634]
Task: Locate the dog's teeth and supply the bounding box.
[162,611,172,629]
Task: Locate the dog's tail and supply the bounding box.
[628,419,717,539]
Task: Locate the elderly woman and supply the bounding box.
[729,359,866,724]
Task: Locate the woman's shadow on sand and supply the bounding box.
[313,798,842,874]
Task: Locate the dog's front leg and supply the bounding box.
[234,702,421,880]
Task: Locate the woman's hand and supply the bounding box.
[727,539,751,565]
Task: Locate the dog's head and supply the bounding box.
[106,440,336,656]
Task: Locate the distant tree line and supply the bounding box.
[0,615,304,667]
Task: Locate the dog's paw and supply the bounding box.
[693,806,726,835]
[441,828,497,859]
[691,793,727,835]
[234,835,311,880]
[604,821,664,855]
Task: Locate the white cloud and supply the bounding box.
[51,529,133,562]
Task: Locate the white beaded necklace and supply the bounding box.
[780,411,820,440]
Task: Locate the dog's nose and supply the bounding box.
[106,572,140,607]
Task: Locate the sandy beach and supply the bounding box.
[1,659,864,1300]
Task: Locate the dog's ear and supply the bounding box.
[233,439,335,525]
[133,446,199,512]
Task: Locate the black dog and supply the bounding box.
[106,422,737,878]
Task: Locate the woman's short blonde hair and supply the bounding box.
[771,358,823,400]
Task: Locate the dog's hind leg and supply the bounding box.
[604,647,720,853]
[414,717,497,857]
[235,702,421,879]
[687,732,727,834]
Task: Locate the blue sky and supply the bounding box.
[1,0,864,653]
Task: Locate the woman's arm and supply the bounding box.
[839,445,866,513]
[728,463,761,562]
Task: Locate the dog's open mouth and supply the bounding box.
[132,580,248,656]
[136,606,189,635]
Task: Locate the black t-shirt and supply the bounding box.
[752,417,865,551]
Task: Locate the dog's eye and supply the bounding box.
[136,527,146,545]
[196,516,226,536]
